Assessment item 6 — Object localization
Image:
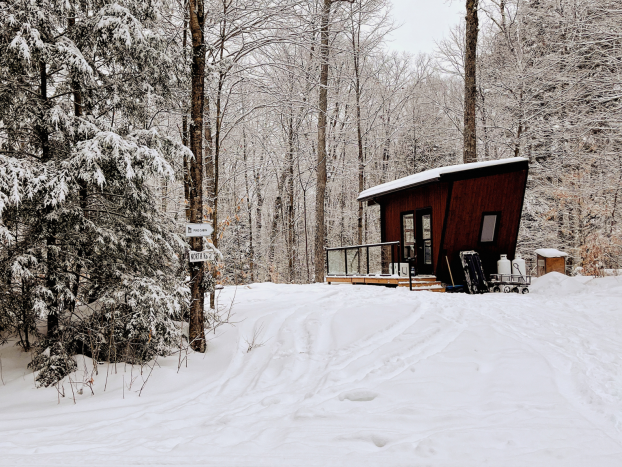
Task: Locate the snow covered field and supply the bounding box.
[1,273,622,466]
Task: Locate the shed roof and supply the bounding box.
[357,157,529,201]
[535,248,569,258]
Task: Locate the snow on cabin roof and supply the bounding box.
[357,157,529,201]
[535,248,569,258]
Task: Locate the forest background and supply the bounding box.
[166,0,620,284]
[1,0,621,382]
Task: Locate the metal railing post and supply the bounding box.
[391,244,394,275]
[325,249,329,276]
[324,241,400,278]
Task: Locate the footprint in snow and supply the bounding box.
[338,390,378,402]
[261,396,281,406]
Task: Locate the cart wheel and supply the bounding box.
[503,285,512,293]
[511,287,519,293]
[521,287,529,294]
[492,286,500,293]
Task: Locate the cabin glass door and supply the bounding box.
[401,212,415,261]
[416,209,433,275]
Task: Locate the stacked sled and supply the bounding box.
[460,251,531,294]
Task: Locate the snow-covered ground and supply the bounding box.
[1,273,622,466]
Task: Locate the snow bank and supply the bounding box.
[530,272,587,294]
[1,281,622,466]
[531,272,622,296]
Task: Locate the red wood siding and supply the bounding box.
[441,170,528,282]
[378,167,528,284]
[380,181,451,270]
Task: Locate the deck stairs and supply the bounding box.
[326,274,445,293]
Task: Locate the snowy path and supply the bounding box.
[1,274,622,466]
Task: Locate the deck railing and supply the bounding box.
[325,241,404,276]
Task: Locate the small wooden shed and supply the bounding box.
[535,249,568,276]
[358,157,529,285]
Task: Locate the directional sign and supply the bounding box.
[189,250,215,262]
[185,223,213,237]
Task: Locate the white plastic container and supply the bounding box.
[512,254,526,277]
[497,254,511,275]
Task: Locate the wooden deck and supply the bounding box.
[326,275,445,292]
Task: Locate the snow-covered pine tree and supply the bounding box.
[0,0,193,386]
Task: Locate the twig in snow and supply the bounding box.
[68,375,76,404]
[139,356,158,397]
[244,323,267,353]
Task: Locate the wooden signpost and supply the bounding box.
[185,223,215,262]
[185,223,213,237]
[189,250,215,262]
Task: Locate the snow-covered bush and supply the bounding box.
[28,339,78,388]
[71,277,187,365]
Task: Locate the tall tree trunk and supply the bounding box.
[212,68,224,253]
[268,170,288,282]
[39,60,58,336]
[354,51,364,247]
[183,14,190,221]
[69,12,87,312]
[286,113,295,283]
[478,82,489,160]
[204,95,216,308]
[463,0,479,164]
[514,87,523,157]
[314,0,332,283]
[183,114,190,220]
[254,156,264,280]
[188,0,206,353]
[242,127,255,282]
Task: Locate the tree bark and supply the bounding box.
[183,15,191,221]
[204,95,216,308]
[268,170,288,282]
[188,0,206,353]
[39,59,59,336]
[69,13,87,312]
[183,114,190,220]
[354,46,364,247]
[463,0,479,164]
[254,155,264,279]
[242,127,255,282]
[286,113,295,283]
[314,0,332,283]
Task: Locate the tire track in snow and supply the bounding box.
[463,292,622,445]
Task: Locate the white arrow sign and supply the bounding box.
[185,223,213,237]
[189,250,216,262]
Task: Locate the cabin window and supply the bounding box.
[480,213,499,243]
[401,212,415,260]
[421,214,432,264]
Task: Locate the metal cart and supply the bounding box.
[488,273,531,293]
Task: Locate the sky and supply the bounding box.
[386,0,464,56]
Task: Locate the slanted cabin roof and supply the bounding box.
[357,157,529,202]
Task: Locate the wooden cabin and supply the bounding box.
[357,157,529,286]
